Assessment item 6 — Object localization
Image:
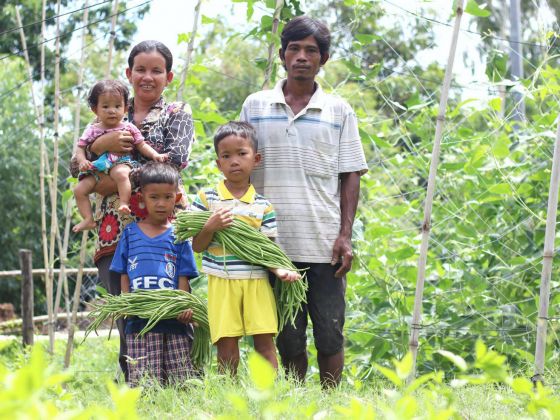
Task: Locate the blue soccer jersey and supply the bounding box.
[110,222,199,334]
[111,223,198,290]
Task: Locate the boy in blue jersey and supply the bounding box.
[191,121,300,376]
[110,162,199,386]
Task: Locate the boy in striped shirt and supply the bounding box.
[191,121,300,375]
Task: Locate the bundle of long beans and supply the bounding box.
[85,289,211,367]
[174,210,308,328]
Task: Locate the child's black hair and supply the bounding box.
[138,162,179,189]
[87,79,129,108]
[128,40,173,73]
[213,121,258,154]
[280,16,331,60]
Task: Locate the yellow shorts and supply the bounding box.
[207,274,278,344]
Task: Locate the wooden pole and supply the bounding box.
[19,249,34,347]
[0,268,98,278]
[261,0,284,90]
[39,0,50,318]
[54,204,72,321]
[533,115,560,384]
[62,3,92,370]
[509,0,525,127]
[64,231,89,368]
[408,0,464,380]
[56,0,90,321]
[105,0,119,77]
[46,0,62,354]
[15,4,50,324]
[177,0,202,101]
[14,7,41,129]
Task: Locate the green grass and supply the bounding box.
[0,335,558,419]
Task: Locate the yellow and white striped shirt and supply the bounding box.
[192,180,277,279]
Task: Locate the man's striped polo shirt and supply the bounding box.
[240,79,368,263]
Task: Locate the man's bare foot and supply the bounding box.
[118,204,131,215]
[72,219,96,232]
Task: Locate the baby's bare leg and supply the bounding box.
[110,164,132,214]
[72,175,98,232]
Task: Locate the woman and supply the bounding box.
[71,40,195,380]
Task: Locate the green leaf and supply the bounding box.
[389,246,416,260]
[248,352,276,390]
[465,0,491,17]
[511,377,533,395]
[226,393,248,412]
[394,352,413,379]
[475,340,487,360]
[61,189,73,207]
[373,363,403,387]
[405,92,421,108]
[488,97,502,112]
[355,33,380,44]
[201,15,217,24]
[492,135,511,159]
[177,32,191,44]
[487,183,512,195]
[436,350,468,371]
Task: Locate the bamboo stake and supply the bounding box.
[63,4,91,368]
[408,0,464,381]
[64,231,89,368]
[15,4,51,324]
[0,268,98,278]
[105,0,119,77]
[177,0,202,101]
[39,0,50,308]
[55,0,90,322]
[46,0,63,353]
[54,204,72,321]
[533,115,560,384]
[15,3,55,347]
[262,0,284,90]
[15,7,41,130]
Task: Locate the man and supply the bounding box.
[240,15,368,388]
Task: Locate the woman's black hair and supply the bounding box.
[138,161,179,188]
[213,121,258,154]
[128,40,173,73]
[87,79,129,108]
[280,16,331,60]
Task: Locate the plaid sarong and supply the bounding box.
[126,332,194,386]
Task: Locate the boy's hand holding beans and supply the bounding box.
[203,208,234,232]
[270,268,301,283]
[177,308,194,324]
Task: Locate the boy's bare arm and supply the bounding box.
[178,276,191,293]
[136,141,168,162]
[270,267,301,282]
[192,208,234,252]
[120,274,130,293]
[177,275,193,324]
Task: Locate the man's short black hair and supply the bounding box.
[213,121,258,154]
[281,16,331,60]
[138,162,179,189]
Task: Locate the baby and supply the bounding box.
[72,79,167,232]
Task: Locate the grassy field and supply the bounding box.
[0,334,558,419]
